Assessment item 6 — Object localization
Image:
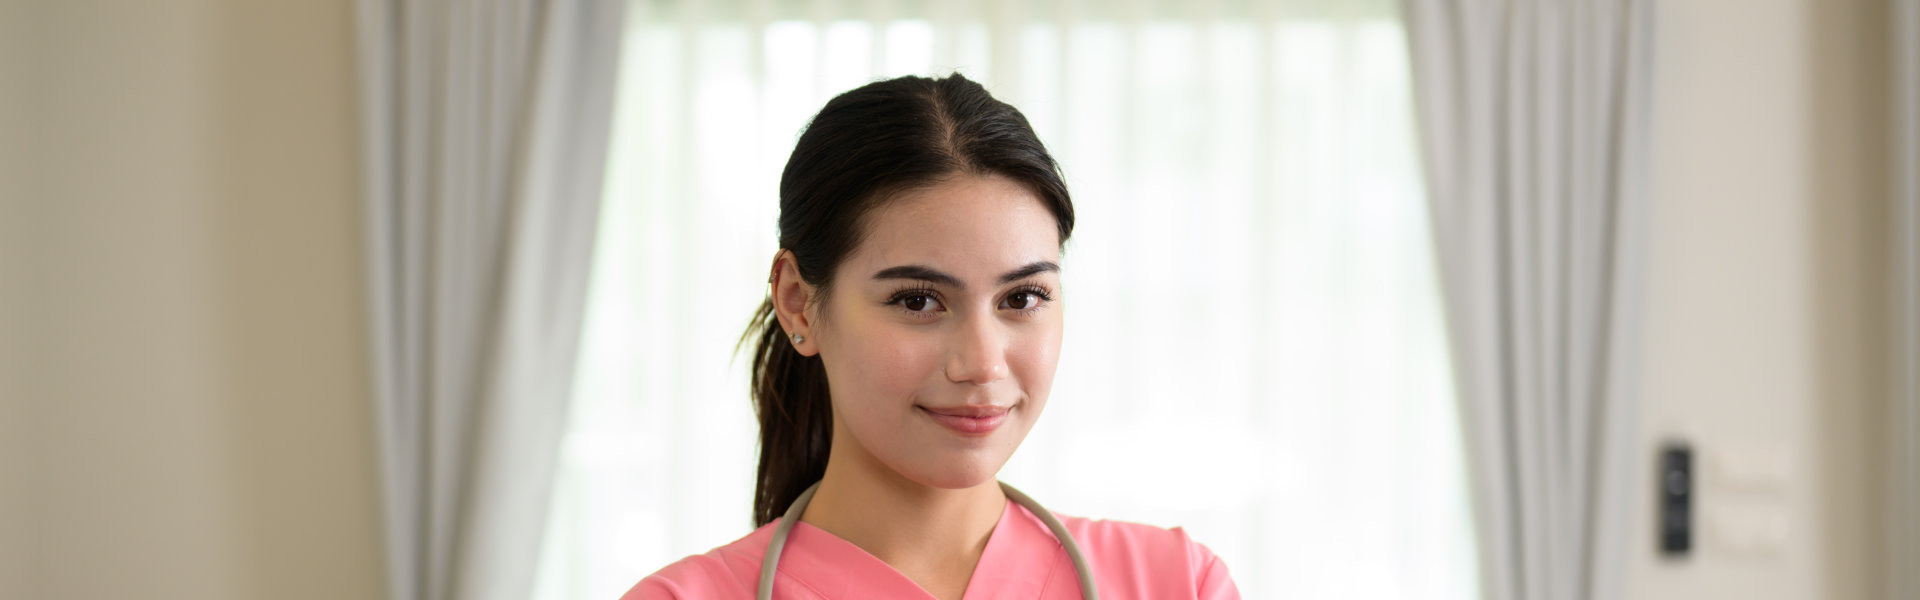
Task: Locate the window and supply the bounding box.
[535,1,1477,598]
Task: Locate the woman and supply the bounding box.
[626,74,1239,600]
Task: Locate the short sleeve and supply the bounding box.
[1186,537,1242,600]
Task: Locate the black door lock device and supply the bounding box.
[1659,442,1693,557]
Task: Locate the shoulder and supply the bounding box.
[1055,512,1219,567]
[1052,512,1241,600]
[619,524,776,600]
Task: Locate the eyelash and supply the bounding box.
[885,284,1056,319]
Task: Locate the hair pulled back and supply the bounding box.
[740,74,1075,526]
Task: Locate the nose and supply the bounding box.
[945,314,1009,385]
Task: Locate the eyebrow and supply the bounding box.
[870,261,1059,290]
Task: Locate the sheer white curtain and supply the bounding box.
[1397,2,1652,599]
[355,1,626,599]
[533,1,1477,599]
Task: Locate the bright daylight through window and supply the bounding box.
[534,1,1477,598]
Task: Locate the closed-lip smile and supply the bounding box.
[918,404,1011,435]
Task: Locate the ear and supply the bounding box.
[769,249,820,357]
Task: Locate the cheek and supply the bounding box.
[831,319,942,411]
[1009,318,1064,402]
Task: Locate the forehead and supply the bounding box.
[844,174,1061,282]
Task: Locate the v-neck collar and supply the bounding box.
[962,497,1071,598]
[775,498,1067,599]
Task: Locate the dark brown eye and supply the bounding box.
[887,289,944,316]
[1006,292,1034,310]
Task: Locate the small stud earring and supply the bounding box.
[791,333,805,344]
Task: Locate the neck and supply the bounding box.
[797,437,1007,592]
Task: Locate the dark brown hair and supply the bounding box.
[739,73,1075,526]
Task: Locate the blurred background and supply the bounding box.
[1,1,1912,600]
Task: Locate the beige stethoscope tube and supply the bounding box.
[757,480,1100,600]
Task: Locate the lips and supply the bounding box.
[918,404,1011,435]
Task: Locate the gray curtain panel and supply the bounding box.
[1894,1,1919,597]
[1397,2,1653,599]
[354,1,627,599]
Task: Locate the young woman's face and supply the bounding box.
[812,174,1065,490]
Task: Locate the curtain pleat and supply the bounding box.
[1398,1,1652,599]
[354,2,628,599]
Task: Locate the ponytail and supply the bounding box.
[740,298,833,526]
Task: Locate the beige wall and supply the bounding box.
[2,0,36,595]
[5,1,385,599]
[1630,0,1890,599]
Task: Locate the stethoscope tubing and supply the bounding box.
[757,480,1100,600]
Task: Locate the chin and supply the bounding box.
[900,453,1009,490]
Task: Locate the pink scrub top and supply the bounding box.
[624,498,1240,599]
